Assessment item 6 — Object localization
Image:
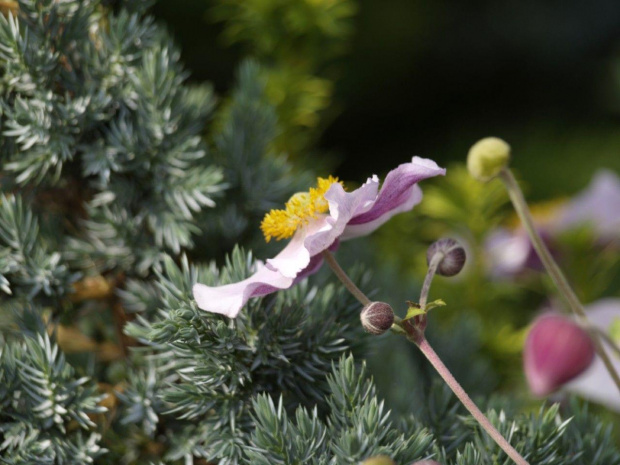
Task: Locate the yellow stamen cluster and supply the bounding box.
[261,176,342,242]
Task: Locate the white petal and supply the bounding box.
[564,298,620,411]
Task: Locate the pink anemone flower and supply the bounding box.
[193,157,446,318]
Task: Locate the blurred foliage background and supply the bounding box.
[153,0,620,198]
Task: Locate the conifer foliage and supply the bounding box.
[1,1,620,464]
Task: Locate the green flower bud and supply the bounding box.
[360,302,394,335]
[362,456,396,465]
[467,137,510,182]
[427,238,466,277]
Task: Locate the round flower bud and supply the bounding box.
[467,137,511,182]
[426,238,466,277]
[362,456,395,465]
[361,302,395,335]
[524,314,595,397]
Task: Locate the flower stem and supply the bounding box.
[499,168,620,394]
[322,250,371,306]
[590,327,620,360]
[416,337,530,465]
[323,251,528,464]
[420,253,441,309]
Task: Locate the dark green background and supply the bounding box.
[154,0,620,199]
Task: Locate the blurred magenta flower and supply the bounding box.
[485,169,620,276]
[193,157,445,318]
[524,313,595,397]
[485,227,555,276]
[565,298,620,411]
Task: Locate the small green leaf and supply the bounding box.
[425,299,446,312]
[405,302,425,320]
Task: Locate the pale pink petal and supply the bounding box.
[293,252,325,283]
[193,265,294,318]
[342,157,446,239]
[341,185,422,240]
[266,216,331,279]
[266,179,378,278]
[193,242,335,318]
[302,177,381,254]
[565,298,620,411]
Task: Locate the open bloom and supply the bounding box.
[193,157,446,317]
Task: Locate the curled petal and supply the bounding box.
[342,185,422,240]
[306,178,381,248]
[266,217,331,279]
[269,179,380,278]
[342,157,446,239]
[193,239,339,318]
[193,266,294,318]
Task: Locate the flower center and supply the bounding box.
[261,176,342,242]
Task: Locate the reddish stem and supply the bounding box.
[416,337,529,465]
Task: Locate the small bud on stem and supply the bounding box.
[361,302,395,335]
[419,238,467,311]
[426,238,466,277]
[467,137,511,182]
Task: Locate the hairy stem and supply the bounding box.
[500,168,620,394]
[322,250,371,306]
[420,253,441,309]
[322,251,528,464]
[417,337,530,465]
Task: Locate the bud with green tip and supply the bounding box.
[362,456,395,465]
[426,238,466,277]
[467,137,510,182]
[360,302,394,335]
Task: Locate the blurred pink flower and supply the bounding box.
[565,298,620,411]
[193,157,445,318]
[524,313,595,397]
[485,169,620,276]
[485,228,555,276]
[555,170,620,238]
